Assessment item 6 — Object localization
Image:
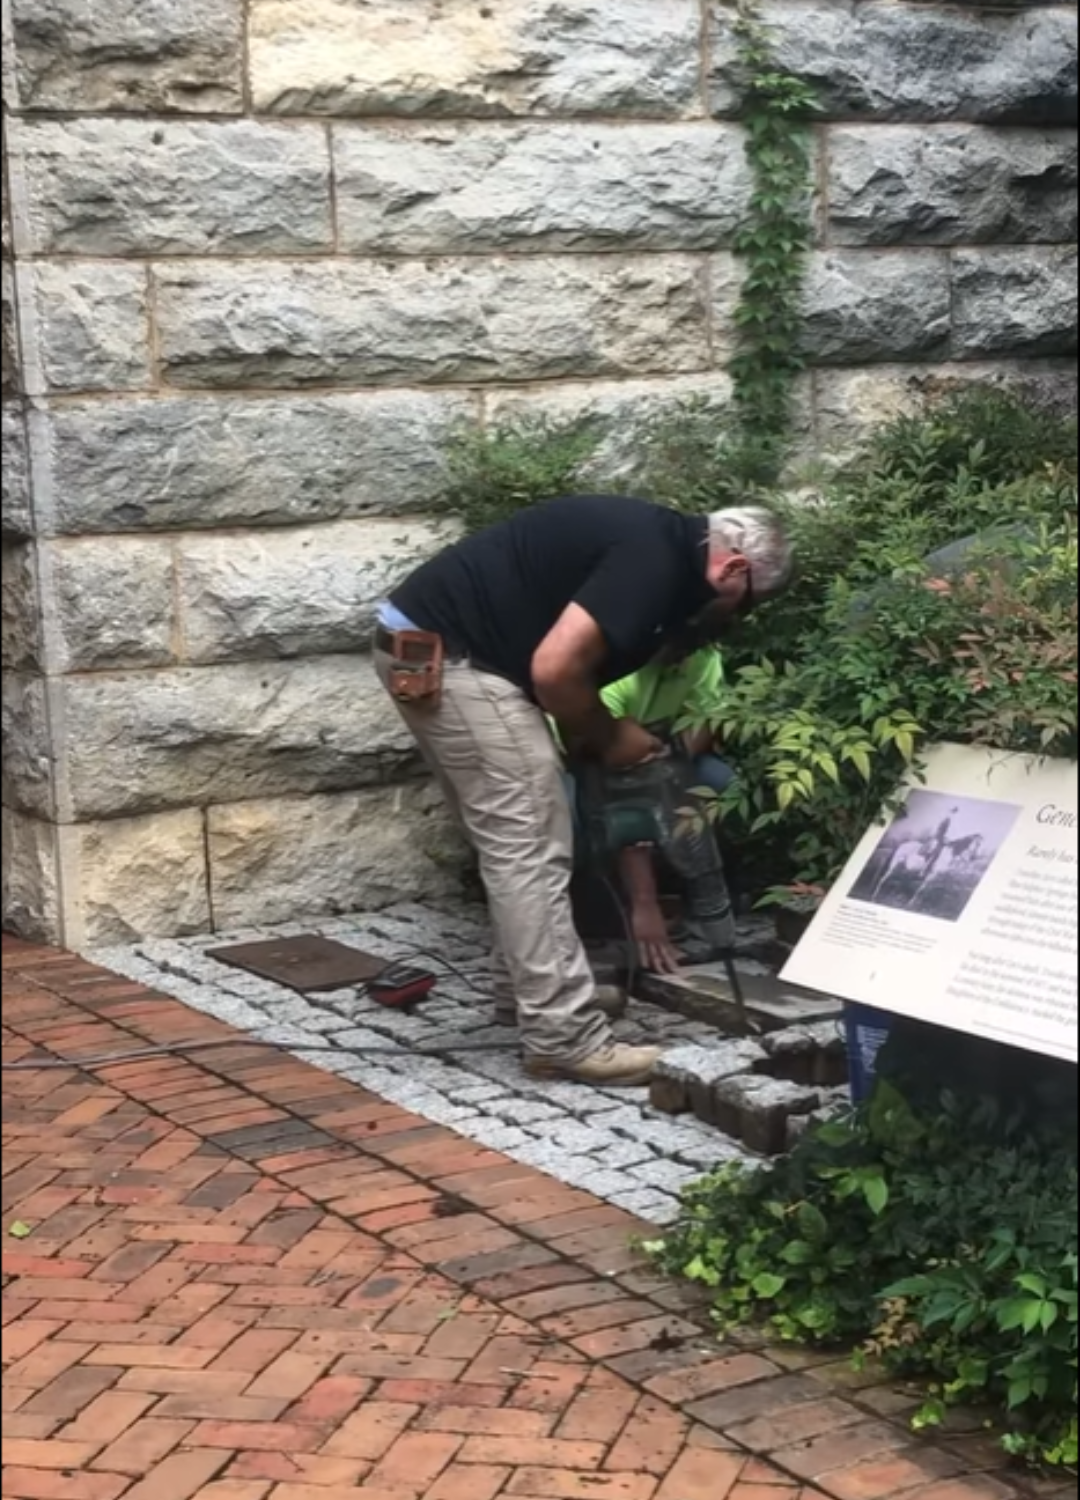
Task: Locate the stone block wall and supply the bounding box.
[2,0,1077,946]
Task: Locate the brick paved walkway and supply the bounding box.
[3,937,1073,1500]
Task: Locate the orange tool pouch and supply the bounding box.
[384,630,445,709]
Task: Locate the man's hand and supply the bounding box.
[602,718,664,770]
[632,902,683,974]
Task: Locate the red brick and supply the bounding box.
[572,1315,701,1361]
[189,1485,272,1500]
[1,1255,94,1280]
[148,1393,291,1424]
[556,1372,639,1444]
[81,1342,214,1369]
[606,1396,688,1477]
[547,1299,667,1339]
[772,1421,910,1482]
[506,1471,659,1499]
[507,1361,591,1415]
[901,1482,1019,1500]
[208,1327,298,1373]
[426,1464,513,1500]
[655,1446,747,1499]
[188,1420,326,1453]
[727,1399,865,1453]
[1,1319,65,1363]
[322,1401,419,1460]
[119,1449,228,1500]
[459,1435,609,1469]
[645,1353,779,1405]
[418,1406,555,1437]
[224,1453,368,1486]
[423,1312,503,1361]
[331,1350,467,1383]
[377,1379,506,1409]
[59,1390,157,1444]
[114,1368,249,1399]
[0,1469,129,1500]
[825,1451,965,1500]
[367,1431,463,1490]
[283,1376,371,1425]
[22,1365,122,1420]
[266,1487,409,1500]
[0,1438,103,1470]
[90,1417,195,1475]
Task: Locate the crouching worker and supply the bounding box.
[561,636,738,976]
[375,495,794,1088]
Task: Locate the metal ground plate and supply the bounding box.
[206,935,388,994]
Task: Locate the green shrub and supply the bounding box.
[691,390,1078,895]
[647,1052,1079,1469]
[439,416,602,535]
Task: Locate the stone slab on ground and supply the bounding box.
[2,932,1066,1500]
[640,960,842,1036]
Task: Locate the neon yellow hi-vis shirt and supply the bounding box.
[601,647,724,729]
[550,647,724,749]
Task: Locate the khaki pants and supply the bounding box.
[376,651,610,1064]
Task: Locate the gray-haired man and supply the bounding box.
[375,495,794,1087]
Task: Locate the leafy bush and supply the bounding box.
[439,416,601,535]
[692,389,1078,895]
[647,1042,1078,1469]
[631,397,786,513]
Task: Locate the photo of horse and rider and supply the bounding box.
[848,789,1022,923]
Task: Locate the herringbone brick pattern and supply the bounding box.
[2,936,1071,1500]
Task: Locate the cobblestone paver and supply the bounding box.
[5,935,1072,1500]
[92,903,757,1227]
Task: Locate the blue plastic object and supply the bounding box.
[844,1003,894,1103]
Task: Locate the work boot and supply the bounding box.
[494,984,627,1028]
[524,1042,661,1088]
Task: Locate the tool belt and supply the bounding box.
[375,625,446,708]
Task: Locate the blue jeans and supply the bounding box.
[564,754,735,854]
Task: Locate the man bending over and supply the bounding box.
[375,496,794,1088]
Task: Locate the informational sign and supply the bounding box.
[782,743,1078,1064]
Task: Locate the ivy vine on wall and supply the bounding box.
[727,0,820,472]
